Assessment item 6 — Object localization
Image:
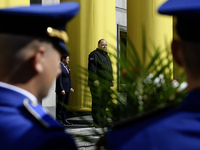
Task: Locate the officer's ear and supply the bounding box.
[171,39,185,67]
[33,46,46,73]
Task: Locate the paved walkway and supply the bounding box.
[66,127,105,150]
[64,115,107,150]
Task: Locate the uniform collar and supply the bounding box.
[0,82,37,103]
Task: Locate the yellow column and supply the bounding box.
[127,0,172,64]
[0,0,29,8]
[62,0,116,111]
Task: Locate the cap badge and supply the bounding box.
[47,27,69,43]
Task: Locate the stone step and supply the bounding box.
[67,115,93,125]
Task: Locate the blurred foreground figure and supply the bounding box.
[104,0,200,149]
[0,2,79,150]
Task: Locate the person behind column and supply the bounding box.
[56,55,74,125]
[103,0,200,149]
[88,39,114,127]
[0,2,79,150]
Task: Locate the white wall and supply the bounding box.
[116,0,127,27]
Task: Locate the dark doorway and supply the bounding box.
[117,24,127,92]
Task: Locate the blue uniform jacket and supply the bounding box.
[107,88,200,150]
[0,86,77,150]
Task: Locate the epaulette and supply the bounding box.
[112,103,178,130]
[23,98,62,129]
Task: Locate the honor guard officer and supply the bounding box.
[0,2,79,150]
[102,0,200,150]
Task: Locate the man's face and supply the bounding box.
[62,56,70,65]
[98,40,107,51]
[66,56,70,65]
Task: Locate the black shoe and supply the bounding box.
[62,119,73,125]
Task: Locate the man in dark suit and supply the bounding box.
[88,39,114,127]
[56,55,74,125]
[0,2,79,150]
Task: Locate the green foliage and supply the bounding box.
[106,35,187,125]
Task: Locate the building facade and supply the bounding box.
[0,0,172,118]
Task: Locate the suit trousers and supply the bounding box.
[56,92,70,121]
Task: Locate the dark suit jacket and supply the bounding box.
[56,63,72,93]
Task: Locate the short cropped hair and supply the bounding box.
[98,39,105,44]
[61,55,69,61]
